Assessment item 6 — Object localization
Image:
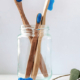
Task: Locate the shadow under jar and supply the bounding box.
[18,25,52,80]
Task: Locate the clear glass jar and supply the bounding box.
[18,25,52,80]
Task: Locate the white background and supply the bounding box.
[0,0,80,74]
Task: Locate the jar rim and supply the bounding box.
[21,25,49,30]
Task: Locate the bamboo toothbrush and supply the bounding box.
[14,0,29,25]
[25,13,42,78]
[14,0,32,42]
[39,54,48,77]
[31,0,54,79]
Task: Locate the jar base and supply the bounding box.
[18,73,52,80]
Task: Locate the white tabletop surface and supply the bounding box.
[0,75,70,80]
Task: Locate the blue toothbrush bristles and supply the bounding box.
[24,78,33,80]
[18,78,33,80]
[16,0,22,2]
[48,0,55,11]
[37,13,42,24]
[18,78,23,80]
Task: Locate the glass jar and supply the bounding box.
[18,25,52,80]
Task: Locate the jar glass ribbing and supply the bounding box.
[18,25,52,80]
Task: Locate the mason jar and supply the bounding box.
[18,25,52,80]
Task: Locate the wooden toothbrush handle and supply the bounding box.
[25,37,38,78]
[31,35,48,79]
[14,0,29,25]
[39,54,48,77]
[14,0,33,42]
[31,38,41,80]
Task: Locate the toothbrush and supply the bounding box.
[14,0,33,42]
[25,13,42,78]
[31,0,54,79]
[42,0,54,25]
[14,0,29,25]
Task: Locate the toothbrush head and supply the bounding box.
[16,0,22,2]
[48,0,55,11]
[18,78,33,80]
[18,78,23,80]
[37,13,42,24]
